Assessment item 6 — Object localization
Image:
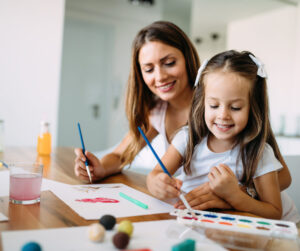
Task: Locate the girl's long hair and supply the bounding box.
[120,21,200,167]
[183,50,285,186]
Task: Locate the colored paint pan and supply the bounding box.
[170,209,298,240]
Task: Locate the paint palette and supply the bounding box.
[171,209,299,240]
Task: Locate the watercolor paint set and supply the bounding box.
[170,209,299,240]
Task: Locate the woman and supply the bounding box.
[75,21,199,181]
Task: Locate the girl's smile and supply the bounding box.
[204,71,251,151]
[214,123,234,132]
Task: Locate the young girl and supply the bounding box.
[147,50,300,221]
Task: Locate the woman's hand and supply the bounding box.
[74,148,106,182]
[208,163,240,200]
[174,182,231,210]
[147,172,182,200]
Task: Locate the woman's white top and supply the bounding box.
[149,100,170,151]
[129,101,169,171]
[172,126,300,223]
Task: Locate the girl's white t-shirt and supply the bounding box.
[172,126,300,223]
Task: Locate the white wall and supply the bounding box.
[294,3,300,121]
[227,6,299,137]
[58,0,163,151]
[161,0,192,36]
[0,0,65,148]
[57,0,193,150]
[0,0,191,150]
[190,0,227,61]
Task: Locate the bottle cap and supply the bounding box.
[40,121,49,126]
[40,121,50,134]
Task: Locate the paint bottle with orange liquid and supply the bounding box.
[37,121,51,155]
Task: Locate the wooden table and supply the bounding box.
[0,147,174,251]
[0,147,299,251]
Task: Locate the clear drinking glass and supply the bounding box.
[9,162,43,204]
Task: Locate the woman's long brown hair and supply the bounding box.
[183,50,285,186]
[120,21,200,167]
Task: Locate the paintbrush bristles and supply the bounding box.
[86,165,92,184]
[179,193,196,218]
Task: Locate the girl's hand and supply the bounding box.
[74,148,106,182]
[208,163,240,200]
[174,182,231,210]
[147,172,182,200]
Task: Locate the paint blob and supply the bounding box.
[75,198,119,203]
[256,226,270,231]
[275,223,289,228]
[219,222,233,226]
[201,219,214,223]
[257,221,271,225]
[239,219,252,223]
[203,214,218,218]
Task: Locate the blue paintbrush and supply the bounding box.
[77,123,92,183]
[138,127,195,214]
[0,160,8,168]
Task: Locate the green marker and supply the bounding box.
[119,192,148,209]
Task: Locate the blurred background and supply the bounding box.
[1,0,300,153]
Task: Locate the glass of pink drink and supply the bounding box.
[9,162,43,204]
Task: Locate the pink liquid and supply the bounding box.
[10,173,42,201]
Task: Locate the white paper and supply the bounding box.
[0,212,8,222]
[41,178,69,191]
[50,183,173,219]
[1,220,227,251]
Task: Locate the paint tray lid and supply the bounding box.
[170,209,300,250]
